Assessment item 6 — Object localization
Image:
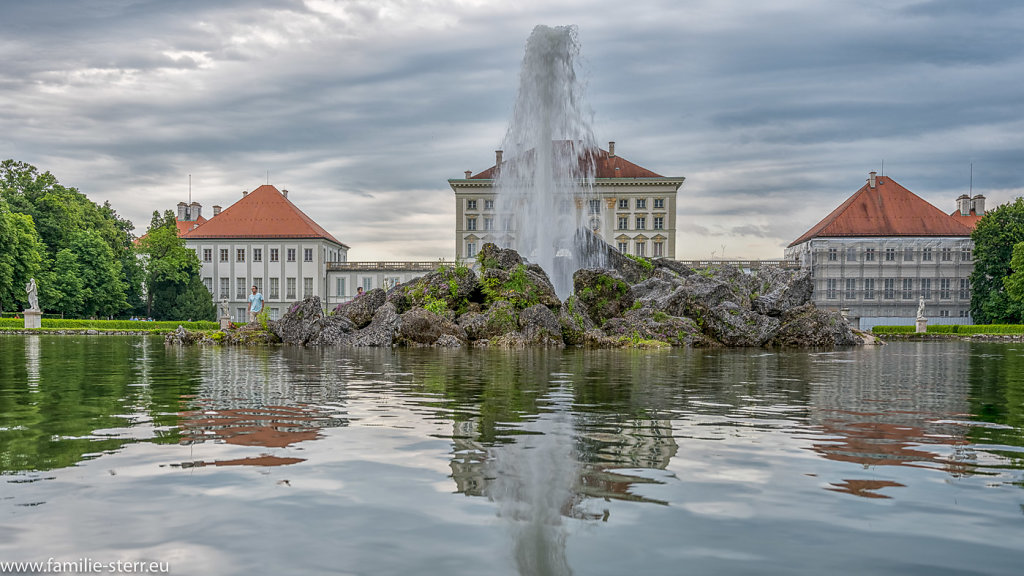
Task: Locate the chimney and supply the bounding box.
[495,150,503,166]
[972,194,986,215]
[608,141,616,157]
[282,189,289,198]
[176,201,187,221]
[213,205,222,216]
[189,201,201,220]
[957,194,971,216]
[464,170,472,179]
[242,190,248,197]
[868,171,877,189]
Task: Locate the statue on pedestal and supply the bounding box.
[25,278,39,312]
[219,299,229,318]
[916,297,925,320]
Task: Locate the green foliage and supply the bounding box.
[971,197,1024,324]
[625,253,654,277]
[956,324,1024,335]
[70,228,128,317]
[0,318,218,331]
[871,324,1024,335]
[423,294,449,316]
[44,249,85,316]
[1005,242,1024,303]
[617,330,670,348]
[481,264,542,309]
[871,325,917,334]
[0,199,44,311]
[628,300,643,311]
[475,250,499,271]
[137,210,208,320]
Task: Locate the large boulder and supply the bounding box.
[334,288,386,327]
[402,266,477,313]
[308,314,356,346]
[751,268,813,317]
[273,296,326,345]
[602,307,713,347]
[347,302,401,347]
[768,303,862,347]
[558,295,596,346]
[518,304,564,346]
[573,268,633,325]
[702,301,781,347]
[396,307,468,346]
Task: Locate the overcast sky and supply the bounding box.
[2,0,1022,260]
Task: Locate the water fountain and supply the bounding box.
[494,25,605,299]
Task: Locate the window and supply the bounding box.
[635,241,646,257]
[617,216,629,230]
[236,248,245,262]
[846,247,857,262]
[885,248,896,262]
[959,310,968,318]
[864,278,875,299]
[904,248,914,262]
[466,217,477,231]
[635,216,646,230]
[361,276,374,291]
[303,277,313,297]
[653,241,664,257]
[654,198,665,209]
[653,216,664,230]
[484,217,494,231]
[617,241,628,253]
[618,199,629,209]
[921,278,932,299]
[336,278,346,297]
[219,277,229,299]
[635,199,647,209]
[203,277,213,293]
[269,308,280,321]
[253,248,262,262]
[959,278,969,299]
[939,310,950,318]
[253,277,263,292]
[466,242,477,258]
[826,279,837,299]
[589,199,601,214]
[828,248,837,261]
[941,247,952,262]
[270,248,279,262]
[236,307,246,322]
[203,249,212,263]
[386,276,400,290]
[902,278,913,299]
[287,248,296,262]
[236,277,246,299]
[467,199,477,210]
[865,248,876,262]
[961,248,972,261]
[884,278,895,299]
[844,279,856,299]
[940,278,951,299]
[286,277,296,299]
[219,249,229,262]
[589,218,600,231]
[922,248,932,261]
[484,199,494,210]
[270,277,280,299]
[304,248,313,262]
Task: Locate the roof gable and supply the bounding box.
[469,145,664,180]
[182,185,344,246]
[789,175,973,247]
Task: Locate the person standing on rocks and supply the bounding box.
[247,285,264,323]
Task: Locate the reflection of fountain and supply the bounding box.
[25,335,39,389]
[488,387,577,576]
[494,25,604,298]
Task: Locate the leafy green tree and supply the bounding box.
[43,249,86,317]
[0,200,44,312]
[69,229,127,318]
[1005,242,1024,304]
[137,210,213,320]
[970,197,1024,324]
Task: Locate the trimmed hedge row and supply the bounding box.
[872,324,1024,335]
[0,318,219,331]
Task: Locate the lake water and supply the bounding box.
[0,336,1021,575]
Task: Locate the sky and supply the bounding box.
[2,0,1023,261]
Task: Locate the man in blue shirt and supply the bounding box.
[247,285,264,323]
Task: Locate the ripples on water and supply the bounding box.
[0,336,1022,575]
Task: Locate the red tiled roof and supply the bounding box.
[789,175,974,247]
[949,209,984,230]
[176,216,207,236]
[469,145,663,179]
[182,185,345,246]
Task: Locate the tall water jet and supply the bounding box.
[494,25,605,298]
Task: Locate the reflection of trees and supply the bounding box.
[966,343,1024,471]
[0,337,200,474]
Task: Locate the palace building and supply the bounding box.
[785,172,984,329]
[449,142,684,261]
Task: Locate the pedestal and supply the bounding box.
[219,315,232,330]
[23,310,42,329]
[915,318,928,333]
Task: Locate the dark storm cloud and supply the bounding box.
[1,0,1022,259]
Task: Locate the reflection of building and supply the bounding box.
[179,185,349,322]
[785,173,982,330]
[450,143,684,260]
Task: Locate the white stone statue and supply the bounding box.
[219,299,229,318]
[917,297,925,320]
[25,278,39,311]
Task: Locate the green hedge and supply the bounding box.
[872,324,1024,335]
[0,318,219,331]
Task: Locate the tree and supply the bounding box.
[137,210,213,320]
[0,200,44,312]
[43,249,86,317]
[1005,242,1024,304]
[970,197,1024,324]
[68,229,127,318]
